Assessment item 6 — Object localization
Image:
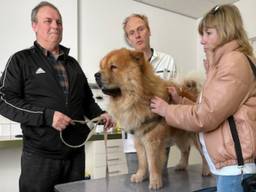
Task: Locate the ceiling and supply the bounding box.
[133,0,239,19]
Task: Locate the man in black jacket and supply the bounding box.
[0,1,112,192]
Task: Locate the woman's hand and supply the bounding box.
[203,59,209,74]
[168,86,182,104]
[204,49,214,75]
[150,96,169,117]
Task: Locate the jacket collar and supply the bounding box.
[212,40,239,66]
[34,41,70,58]
[150,48,158,63]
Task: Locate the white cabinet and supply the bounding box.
[0,115,21,141]
[85,139,128,179]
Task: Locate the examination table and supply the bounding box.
[55,164,215,192]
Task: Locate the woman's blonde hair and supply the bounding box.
[198,4,253,56]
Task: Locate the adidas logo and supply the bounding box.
[35,68,46,74]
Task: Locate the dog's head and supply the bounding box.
[95,48,151,97]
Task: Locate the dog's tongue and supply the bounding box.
[102,88,121,97]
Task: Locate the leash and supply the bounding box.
[60,116,104,148]
[104,127,109,178]
[60,115,110,177]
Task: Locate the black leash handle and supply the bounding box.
[228,116,244,166]
[227,55,256,166]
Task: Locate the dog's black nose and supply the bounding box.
[94,72,102,88]
[95,72,101,79]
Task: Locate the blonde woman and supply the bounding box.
[150,4,256,192]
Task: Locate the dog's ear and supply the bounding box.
[128,49,154,75]
[128,50,145,66]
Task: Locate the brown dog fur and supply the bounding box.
[95,48,210,189]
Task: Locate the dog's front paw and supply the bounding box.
[130,173,145,183]
[149,176,163,190]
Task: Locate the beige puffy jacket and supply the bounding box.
[165,40,256,169]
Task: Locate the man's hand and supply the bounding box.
[52,111,72,131]
[100,112,114,130]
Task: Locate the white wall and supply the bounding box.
[236,0,256,39]
[196,0,256,71]
[79,0,197,83]
[0,0,78,73]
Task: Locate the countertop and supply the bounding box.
[54,164,215,192]
[88,132,122,141]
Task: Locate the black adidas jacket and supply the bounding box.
[0,42,103,159]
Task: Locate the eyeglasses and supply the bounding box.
[211,5,220,15]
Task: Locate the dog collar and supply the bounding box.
[129,115,162,135]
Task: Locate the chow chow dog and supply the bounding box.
[95,48,210,189]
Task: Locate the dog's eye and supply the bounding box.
[110,65,117,71]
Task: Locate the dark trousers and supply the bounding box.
[19,151,85,192]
